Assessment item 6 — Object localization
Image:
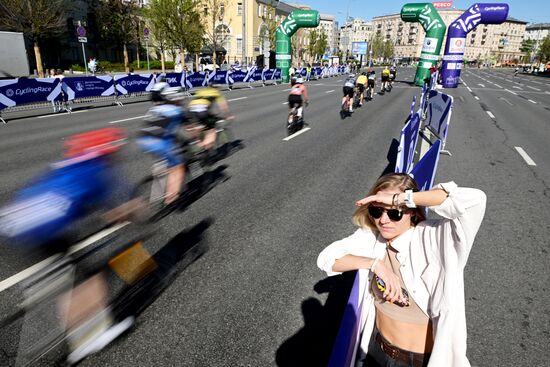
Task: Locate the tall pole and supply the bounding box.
[243,0,246,65]
[146,39,150,73]
[82,43,88,76]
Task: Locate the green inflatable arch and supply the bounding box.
[401,3,446,86]
[276,10,320,83]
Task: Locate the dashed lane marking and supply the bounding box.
[227,97,248,102]
[494,84,503,88]
[506,89,518,95]
[467,87,472,92]
[527,86,541,91]
[109,115,146,124]
[486,111,496,119]
[515,147,537,166]
[512,86,523,90]
[528,99,537,104]
[325,90,335,94]
[283,127,311,141]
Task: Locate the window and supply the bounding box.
[237,2,242,16]
[258,4,262,17]
[237,37,243,53]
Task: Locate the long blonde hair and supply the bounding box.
[352,173,426,231]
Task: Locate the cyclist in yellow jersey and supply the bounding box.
[356,72,368,106]
[187,86,234,153]
[381,67,391,93]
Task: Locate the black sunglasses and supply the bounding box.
[367,206,404,221]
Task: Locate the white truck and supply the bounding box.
[0,31,30,78]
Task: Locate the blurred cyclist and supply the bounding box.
[381,66,391,92]
[356,72,367,106]
[139,82,188,204]
[0,127,142,365]
[342,74,356,113]
[287,76,309,123]
[366,68,376,100]
[389,65,397,87]
[187,83,234,159]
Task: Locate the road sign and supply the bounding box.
[78,37,87,43]
[143,27,150,41]
[77,26,86,37]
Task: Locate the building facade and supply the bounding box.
[372,10,527,65]
[338,18,373,58]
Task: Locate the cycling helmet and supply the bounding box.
[64,127,126,158]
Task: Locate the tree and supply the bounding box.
[260,3,279,53]
[315,31,328,62]
[98,0,141,73]
[0,0,72,77]
[202,0,233,67]
[383,39,394,62]
[145,0,203,71]
[308,30,317,62]
[370,32,385,61]
[537,36,550,63]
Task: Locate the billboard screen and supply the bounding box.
[351,42,368,55]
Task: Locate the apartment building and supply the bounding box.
[339,18,373,56]
[372,10,527,65]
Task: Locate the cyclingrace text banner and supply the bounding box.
[0,78,62,110]
[114,74,155,95]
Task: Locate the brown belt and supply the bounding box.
[375,331,430,367]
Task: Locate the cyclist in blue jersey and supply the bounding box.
[138,83,189,204]
[0,127,142,365]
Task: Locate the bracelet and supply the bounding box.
[371,258,380,272]
[404,189,417,208]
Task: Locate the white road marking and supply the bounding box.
[474,96,480,100]
[527,86,541,91]
[37,110,88,119]
[546,91,550,95]
[325,90,335,94]
[494,84,503,88]
[467,87,473,92]
[515,147,537,166]
[512,86,523,90]
[109,115,146,124]
[506,89,518,95]
[498,97,513,106]
[283,88,291,91]
[478,83,485,87]
[283,127,311,141]
[227,97,248,102]
[0,222,129,293]
[486,111,496,119]
[282,102,289,105]
[528,99,537,104]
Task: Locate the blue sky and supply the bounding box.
[295,0,550,26]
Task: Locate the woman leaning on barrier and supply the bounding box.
[317,173,486,367]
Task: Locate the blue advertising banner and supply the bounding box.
[352,42,368,55]
[0,78,62,110]
[62,76,115,100]
[162,72,185,88]
[395,112,421,174]
[229,70,247,84]
[244,67,261,82]
[313,67,322,76]
[425,90,453,144]
[273,69,282,80]
[114,74,155,95]
[263,69,276,80]
[185,72,207,89]
[208,70,229,85]
[410,139,441,192]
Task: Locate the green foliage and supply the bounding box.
[520,39,536,54]
[370,33,385,60]
[537,36,550,63]
[383,39,394,61]
[308,30,317,59]
[97,0,140,46]
[316,31,328,59]
[70,64,85,72]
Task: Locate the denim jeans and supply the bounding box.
[363,329,430,367]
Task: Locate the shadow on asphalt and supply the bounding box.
[112,218,212,321]
[381,138,399,176]
[275,271,357,367]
